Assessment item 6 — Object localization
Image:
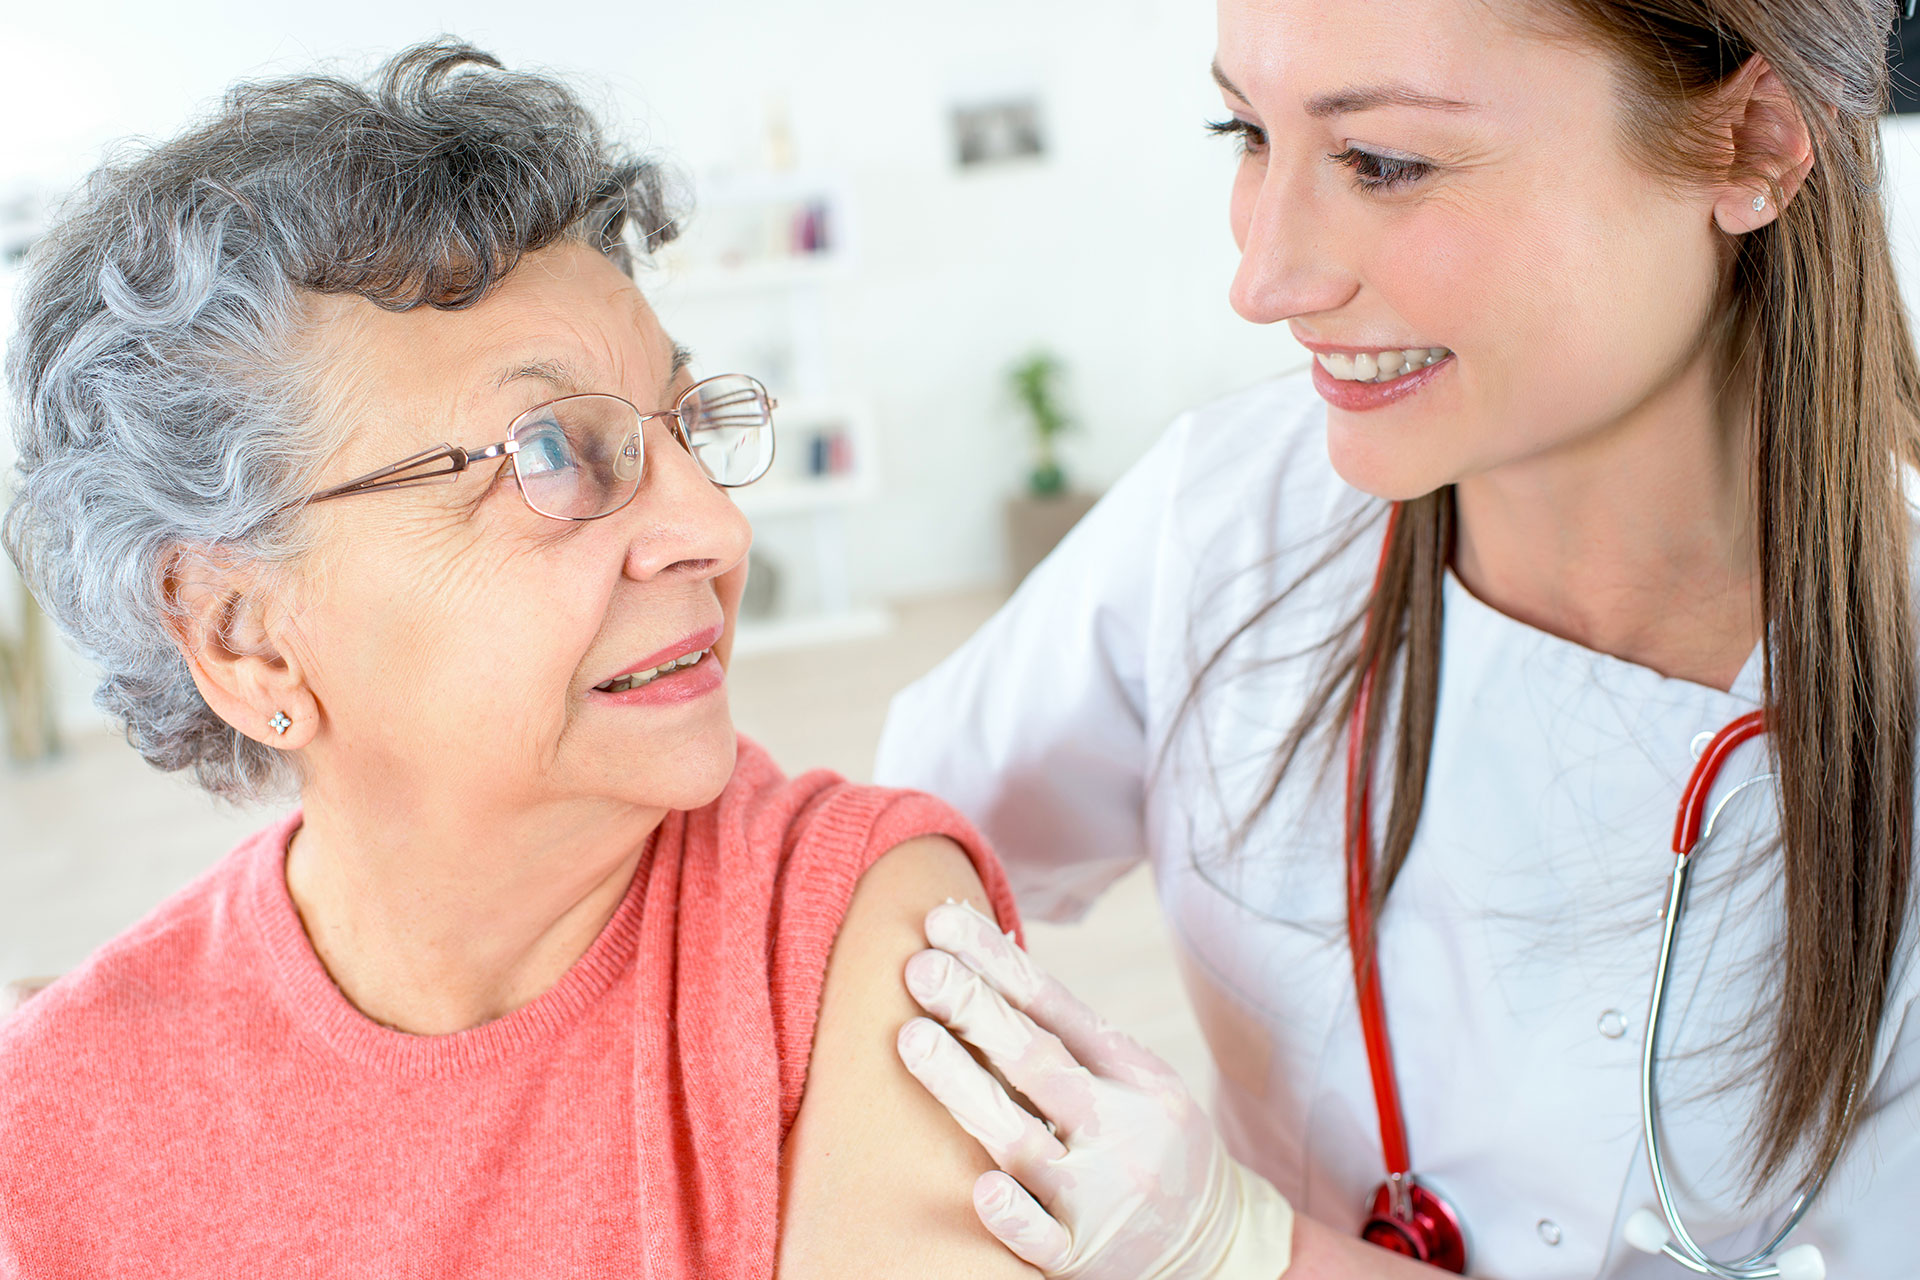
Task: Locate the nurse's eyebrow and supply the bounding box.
[1212,62,1252,103]
[1210,61,1479,117]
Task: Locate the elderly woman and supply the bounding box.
[0,43,1035,1279]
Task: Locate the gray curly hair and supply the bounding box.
[2,39,680,802]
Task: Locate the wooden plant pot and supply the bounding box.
[1005,490,1100,587]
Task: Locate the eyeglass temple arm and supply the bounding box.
[659,392,779,435]
[302,441,514,506]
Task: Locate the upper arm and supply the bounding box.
[776,836,1042,1280]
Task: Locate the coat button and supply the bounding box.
[1597,1009,1628,1039]
[1538,1219,1563,1246]
[1691,730,1716,759]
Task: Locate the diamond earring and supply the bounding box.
[1751,193,1767,212]
[268,711,293,736]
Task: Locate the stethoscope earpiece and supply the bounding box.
[1624,1207,1672,1255]
[1625,1207,1826,1280]
[1776,1243,1830,1280]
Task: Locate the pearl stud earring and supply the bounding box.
[1751,194,1767,212]
[269,711,292,736]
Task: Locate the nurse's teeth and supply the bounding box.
[1315,347,1451,382]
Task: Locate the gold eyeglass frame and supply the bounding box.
[298,373,778,522]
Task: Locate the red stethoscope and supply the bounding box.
[1342,505,1769,1272]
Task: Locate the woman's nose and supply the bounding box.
[617,418,753,583]
[1228,161,1358,326]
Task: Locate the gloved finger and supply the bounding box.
[973,1170,1074,1273]
[906,948,1102,1139]
[897,1016,1068,1172]
[925,901,1171,1087]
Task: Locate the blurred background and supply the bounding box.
[9,1,1920,1079]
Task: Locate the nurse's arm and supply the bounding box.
[776,836,1042,1279]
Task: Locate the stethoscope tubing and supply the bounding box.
[1346,509,1836,1277]
[1346,639,1413,1180]
[1642,851,1803,1278]
[1640,713,1828,1278]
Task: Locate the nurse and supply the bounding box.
[876,0,1920,1276]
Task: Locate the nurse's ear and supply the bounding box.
[1708,55,1817,236]
[160,544,321,750]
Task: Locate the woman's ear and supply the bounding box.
[161,546,319,750]
[1712,56,1817,235]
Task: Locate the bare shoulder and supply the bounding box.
[776,835,1040,1279]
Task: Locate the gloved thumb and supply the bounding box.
[974,1170,1074,1273]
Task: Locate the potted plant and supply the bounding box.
[1004,351,1098,585]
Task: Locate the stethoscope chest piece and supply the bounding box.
[1361,1177,1469,1273]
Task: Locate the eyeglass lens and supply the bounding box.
[679,375,779,487]
[506,374,775,520]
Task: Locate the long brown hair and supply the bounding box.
[1210,0,1920,1187]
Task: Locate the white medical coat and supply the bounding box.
[875,372,1920,1278]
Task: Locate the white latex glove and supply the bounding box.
[896,901,1294,1280]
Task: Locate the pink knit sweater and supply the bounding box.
[0,738,1017,1279]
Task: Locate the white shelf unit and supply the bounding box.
[648,171,891,655]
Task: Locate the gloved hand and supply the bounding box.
[896,901,1294,1280]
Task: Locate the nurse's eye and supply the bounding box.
[1206,117,1268,158]
[1329,146,1431,193]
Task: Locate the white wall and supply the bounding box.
[0,0,1297,725]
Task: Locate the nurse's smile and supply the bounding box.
[1297,337,1455,412]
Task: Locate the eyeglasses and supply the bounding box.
[300,373,778,522]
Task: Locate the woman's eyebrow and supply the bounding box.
[1210,61,1480,118]
[494,357,598,394]
[491,343,693,396]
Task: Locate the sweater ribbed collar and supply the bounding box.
[241,810,662,1077]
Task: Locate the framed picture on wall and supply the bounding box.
[950,98,1047,169]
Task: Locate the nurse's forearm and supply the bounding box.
[1283,1213,1455,1279]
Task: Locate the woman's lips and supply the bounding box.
[1309,351,1453,411]
[590,620,728,707]
[590,651,726,707]
[603,622,725,683]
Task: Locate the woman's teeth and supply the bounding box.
[1315,347,1451,383]
[597,648,709,693]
